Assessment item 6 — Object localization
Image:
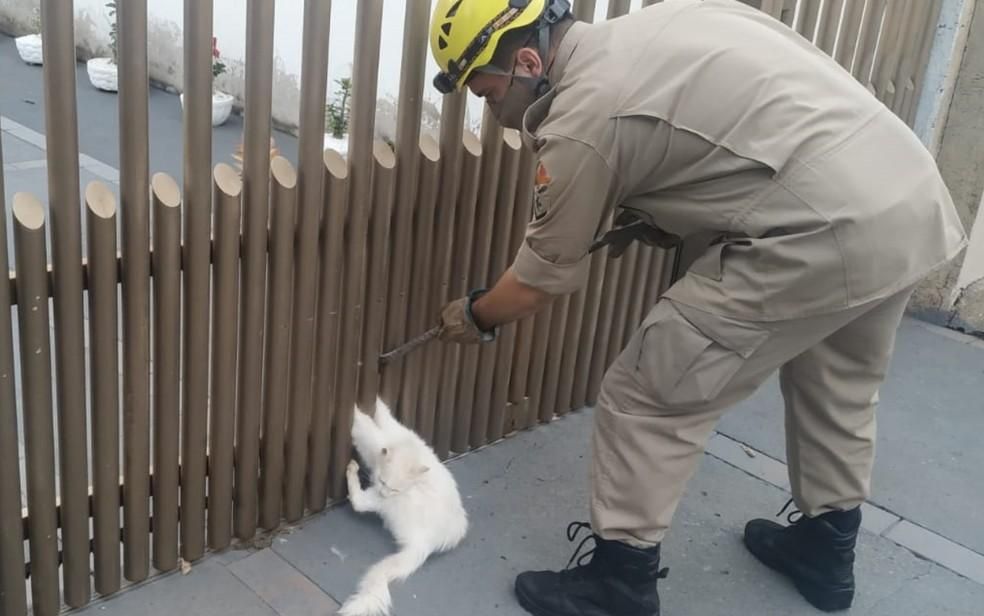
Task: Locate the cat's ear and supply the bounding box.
[413,464,430,476]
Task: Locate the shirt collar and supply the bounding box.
[521,21,589,149]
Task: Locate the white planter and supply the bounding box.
[15,34,43,65]
[86,58,118,92]
[179,91,235,127]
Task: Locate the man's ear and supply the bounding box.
[515,47,543,77]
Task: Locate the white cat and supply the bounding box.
[338,397,469,616]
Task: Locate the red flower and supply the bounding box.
[212,36,220,58]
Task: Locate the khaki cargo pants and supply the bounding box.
[591,285,915,546]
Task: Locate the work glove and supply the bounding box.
[590,209,681,258]
[437,289,497,345]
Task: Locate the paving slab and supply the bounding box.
[716,317,984,555]
[228,548,340,616]
[1,130,46,164]
[71,560,278,616]
[273,410,984,616]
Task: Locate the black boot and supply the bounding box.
[744,499,861,612]
[515,522,668,616]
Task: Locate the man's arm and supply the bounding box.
[470,267,555,331]
[436,134,620,344]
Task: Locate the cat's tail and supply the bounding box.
[338,543,431,616]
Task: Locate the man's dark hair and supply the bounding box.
[489,15,573,71]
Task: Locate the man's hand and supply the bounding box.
[590,210,680,258]
[437,270,555,345]
[436,290,496,345]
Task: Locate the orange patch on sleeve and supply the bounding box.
[535,161,552,187]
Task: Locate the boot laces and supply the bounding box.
[777,498,804,525]
[562,522,669,580]
[564,522,597,571]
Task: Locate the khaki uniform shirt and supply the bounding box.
[512,0,967,321]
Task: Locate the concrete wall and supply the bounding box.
[909,0,984,335]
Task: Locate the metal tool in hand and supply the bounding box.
[378,325,441,366]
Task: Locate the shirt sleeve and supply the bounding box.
[512,134,621,295]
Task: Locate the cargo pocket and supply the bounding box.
[632,300,770,410]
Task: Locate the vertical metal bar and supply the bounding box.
[181,0,213,563]
[207,165,243,551]
[575,0,598,21]
[446,119,497,456]
[507,148,537,410]
[259,158,298,528]
[570,251,607,410]
[780,0,797,27]
[796,0,823,40]
[642,249,669,312]
[396,137,441,429]
[13,194,58,616]
[607,0,631,19]
[555,283,591,416]
[235,0,277,543]
[873,0,912,104]
[586,256,624,404]
[328,0,386,501]
[381,0,431,408]
[474,130,523,445]
[277,0,332,533]
[440,130,485,455]
[905,0,943,126]
[414,92,466,446]
[118,0,151,588]
[151,173,181,574]
[758,0,785,20]
[304,152,349,515]
[40,0,90,602]
[357,142,398,409]
[834,0,867,70]
[816,0,845,55]
[538,298,570,422]
[0,135,27,616]
[889,0,928,114]
[85,182,122,596]
[604,243,641,370]
[524,310,553,428]
[624,246,655,346]
[853,0,887,85]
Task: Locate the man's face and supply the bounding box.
[465,47,544,130]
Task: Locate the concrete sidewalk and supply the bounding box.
[73,370,983,616]
[67,322,983,616]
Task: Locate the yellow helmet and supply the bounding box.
[430,0,571,94]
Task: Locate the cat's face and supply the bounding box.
[374,442,430,496]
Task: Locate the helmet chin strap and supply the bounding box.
[532,20,552,97]
[530,0,571,97]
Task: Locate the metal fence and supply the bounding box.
[0,0,942,614]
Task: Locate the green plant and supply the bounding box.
[106,1,118,64]
[325,77,352,138]
[212,37,227,80]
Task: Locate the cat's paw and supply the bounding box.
[347,460,360,478]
